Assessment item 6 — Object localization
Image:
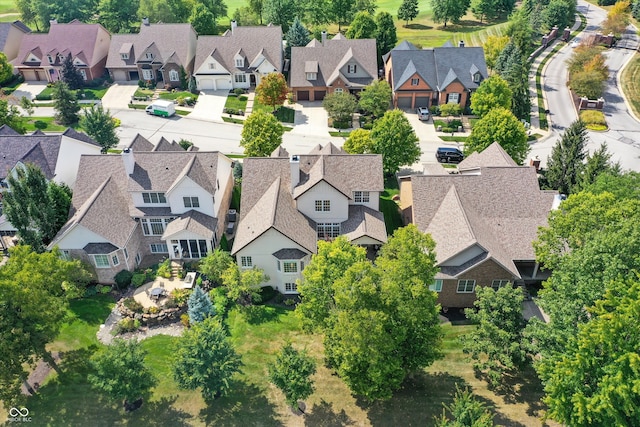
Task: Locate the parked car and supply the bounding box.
[436,147,464,163]
[416,107,430,121]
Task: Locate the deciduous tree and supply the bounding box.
[358,80,392,118]
[264,0,300,32]
[397,0,419,26]
[355,0,377,14]
[138,0,193,23]
[343,128,373,154]
[0,52,13,84]
[256,73,289,112]
[330,0,356,31]
[221,266,268,306]
[88,339,157,411]
[602,0,631,37]
[430,0,470,28]
[98,0,140,33]
[187,285,216,323]
[471,0,499,23]
[81,105,119,153]
[198,249,235,285]
[323,91,358,125]
[542,0,574,33]
[198,0,228,27]
[249,0,264,24]
[435,386,495,427]
[465,107,528,164]
[52,81,80,126]
[505,9,534,56]
[483,35,509,70]
[375,11,398,58]
[370,109,420,174]
[543,120,587,195]
[240,110,285,157]
[346,11,377,39]
[190,2,216,35]
[0,99,26,134]
[268,342,316,412]
[173,317,242,401]
[470,75,512,117]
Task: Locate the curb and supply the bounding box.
[615,23,640,123]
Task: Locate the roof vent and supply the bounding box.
[458,40,465,48]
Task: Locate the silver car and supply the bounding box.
[417,107,430,121]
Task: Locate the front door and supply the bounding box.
[172,242,182,259]
[250,74,256,86]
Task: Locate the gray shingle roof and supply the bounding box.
[341,205,387,244]
[194,25,283,76]
[152,137,184,152]
[290,35,377,88]
[83,242,118,254]
[270,146,290,158]
[128,134,154,152]
[0,125,20,136]
[272,248,307,260]
[162,209,217,240]
[458,141,518,171]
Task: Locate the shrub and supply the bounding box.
[171,288,191,307]
[196,276,203,287]
[258,286,277,304]
[148,306,160,314]
[429,105,440,116]
[439,103,462,117]
[99,285,112,294]
[112,118,121,128]
[164,298,178,309]
[114,269,133,289]
[234,88,245,96]
[123,297,143,313]
[333,119,350,129]
[180,313,190,327]
[157,259,172,279]
[34,120,48,129]
[84,285,98,297]
[138,80,146,88]
[211,287,230,316]
[239,95,248,101]
[35,93,52,101]
[131,273,147,288]
[117,318,140,333]
[580,109,607,126]
[284,298,297,306]
[448,119,463,129]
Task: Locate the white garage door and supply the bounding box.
[215,78,232,90]
[198,78,214,90]
[112,70,127,81]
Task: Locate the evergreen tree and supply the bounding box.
[544,120,588,195]
[494,40,516,75]
[187,285,216,324]
[397,0,419,26]
[633,0,640,20]
[285,17,310,58]
[81,105,119,153]
[52,81,80,126]
[60,54,84,90]
[578,142,620,190]
[375,11,397,58]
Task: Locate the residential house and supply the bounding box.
[0,21,31,64]
[289,32,377,102]
[13,20,110,83]
[0,126,102,232]
[193,21,283,91]
[126,134,199,152]
[399,143,558,308]
[106,19,197,88]
[231,143,387,294]
[49,146,234,283]
[383,40,488,110]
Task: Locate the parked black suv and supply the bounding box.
[436,147,464,163]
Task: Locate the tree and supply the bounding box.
[541,277,640,426]
[322,91,358,124]
[0,99,26,134]
[330,0,356,31]
[370,109,420,174]
[300,0,332,27]
[462,285,528,388]
[268,342,317,412]
[98,0,140,33]
[343,128,373,154]
[470,75,512,117]
[471,0,499,23]
[232,5,260,25]
[199,0,228,27]
[249,0,264,24]
[544,119,588,195]
[88,339,157,410]
[255,73,289,112]
[633,0,640,20]
[430,0,470,28]
[435,386,495,427]
[568,46,608,81]
[16,0,39,31]
[602,0,631,37]
[187,285,216,324]
[375,11,398,58]
[52,81,80,126]
[198,249,235,285]
[60,55,85,90]
[346,11,377,39]
[221,266,268,307]
[570,70,606,99]
[505,9,534,56]
[173,317,242,401]
[0,52,13,84]
[483,35,509,70]
[578,142,620,190]
[297,236,368,331]
[81,105,119,153]
[465,107,528,164]
[3,164,72,251]
[358,80,392,118]
[397,0,419,26]
[240,110,285,157]
[355,0,377,14]
[0,246,92,407]
[19,96,34,117]
[497,42,530,121]
[264,0,300,32]
[438,103,461,117]
[494,40,517,76]
[285,17,310,58]
[542,0,574,33]
[138,0,193,23]
[190,2,216,35]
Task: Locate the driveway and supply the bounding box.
[12,82,48,101]
[188,90,228,122]
[290,101,330,137]
[101,83,139,110]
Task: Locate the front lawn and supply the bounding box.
[621,52,640,120]
[224,94,248,111]
[159,90,199,102]
[23,116,69,132]
[34,86,109,101]
[251,99,295,123]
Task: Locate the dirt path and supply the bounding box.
[21,352,61,396]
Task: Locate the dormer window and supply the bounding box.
[473,73,481,83]
[121,53,129,60]
[306,72,317,81]
[145,52,153,60]
[58,54,64,62]
[235,58,244,67]
[347,64,357,73]
[47,55,53,64]
[411,78,419,86]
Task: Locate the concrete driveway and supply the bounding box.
[290,101,330,137]
[101,83,139,110]
[188,90,228,122]
[12,82,48,101]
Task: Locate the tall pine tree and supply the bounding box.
[61,54,84,90]
[544,120,588,195]
[285,17,310,59]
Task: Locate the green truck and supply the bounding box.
[145,100,176,117]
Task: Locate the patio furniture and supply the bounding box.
[150,287,164,299]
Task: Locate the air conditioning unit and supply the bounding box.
[227,209,237,222]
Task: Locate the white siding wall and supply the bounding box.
[348,191,380,211]
[296,181,349,223]
[213,155,233,218]
[55,136,102,188]
[167,177,214,215]
[54,224,110,249]
[131,192,170,209]
[235,228,311,293]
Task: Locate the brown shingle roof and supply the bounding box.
[128,152,220,193]
[458,142,518,171]
[162,209,217,240]
[128,134,154,152]
[152,137,184,152]
[341,205,387,244]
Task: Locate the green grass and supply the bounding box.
[225,154,246,158]
[23,116,68,132]
[621,53,640,120]
[380,175,403,235]
[222,116,244,124]
[128,103,148,110]
[159,90,199,101]
[78,86,109,100]
[329,130,352,137]
[224,94,248,111]
[176,109,189,116]
[133,88,153,98]
[439,135,469,142]
[251,98,296,123]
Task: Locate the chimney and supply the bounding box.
[290,155,300,190]
[458,40,465,48]
[122,148,135,176]
[321,31,327,46]
[142,17,149,26]
[50,19,58,26]
[231,20,237,34]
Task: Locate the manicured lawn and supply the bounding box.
[159,90,199,101]
[251,99,296,123]
[439,135,469,142]
[329,130,351,137]
[133,88,153,98]
[23,116,68,132]
[621,53,640,120]
[224,94,248,111]
[380,175,403,235]
[78,86,109,100]
[0,0,17,13]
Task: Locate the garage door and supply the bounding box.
[314,90,326,101]
[112,70,127,81]
[198,78,214,90]
[21,70,37,81]
[297,90,309,101]
[415,97,430,108]
[215,78,232,90]
[397,96,412,109]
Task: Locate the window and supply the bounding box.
[347,64,357,73]
[208,63,216,69]
[457,279,476,293]
[183,196,200,208]
[317,223,340,239]
[142,69,153,80]
[124,248,129,260]
[112,254,119,266]
[94,254,110,268]
[334,88,344,94]
[354,191,370,203]
[145,52,154,59]
[60,250,71,261]
[135,253,141,265]
[306,72,317,80]
[79,69,87,80]
[235,58,244,67]
[150,243,169,253]
[169,70,179,82]
[429,279,443,292]
[240,256,252,268]
[283,261,298,273]
[285,282,297,293]
[473,73,481,83]
[120,53,129,60]
[142,192,166,204]
[448,93,460,104]
[315,200,330,212]
[276,260,281,271]
[411,78,420,86]
[47,55,53,64]
[234,74,247,83]
[491,280,510,291]
[140,218,173,236]
[300,261,305,270]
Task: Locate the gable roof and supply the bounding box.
[127,134,154,152]
[386,41,488,92]
[14,21,108,67]
[162,209,217,240]
[341,205,387,244]
[194,25,283,75]
[458,142,518,171]
[290,34,377,88]
[0,21,30,52]
[106,23,196,69]
[152,137,184,152]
